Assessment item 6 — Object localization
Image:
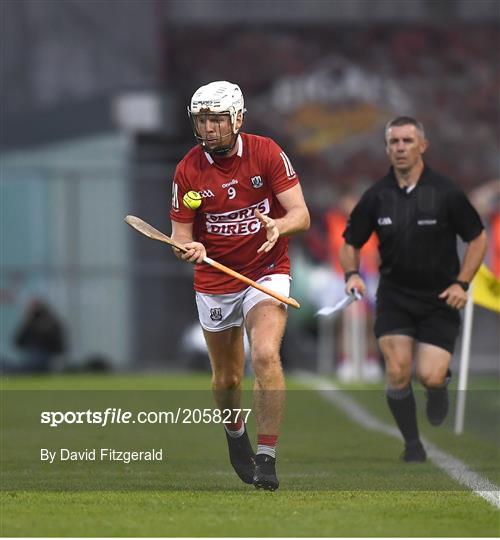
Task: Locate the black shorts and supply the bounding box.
[374,283,461,354]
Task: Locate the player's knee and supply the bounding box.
[418,371,445,389]
[211,372,241,391]
[385,364,411,388]
[251,345,280,375]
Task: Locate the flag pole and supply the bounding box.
[454,282,475,435]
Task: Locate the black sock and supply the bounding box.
[386,385,420,446]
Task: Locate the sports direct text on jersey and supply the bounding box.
[205,199,270,236]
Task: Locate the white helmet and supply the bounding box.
[187,81,245,155]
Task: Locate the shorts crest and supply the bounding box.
[210,308,223,321]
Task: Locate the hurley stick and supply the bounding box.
[125,215,300,309]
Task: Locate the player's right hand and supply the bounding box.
[176,241,206,264]
[345,274,366,297]
[255,209,280,253]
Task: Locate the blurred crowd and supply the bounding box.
[170,24,499,199]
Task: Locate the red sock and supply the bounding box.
[257,434,278,447]
[226,417,243,432]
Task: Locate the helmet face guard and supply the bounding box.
[188,81,245,156]
[187,110,239,156]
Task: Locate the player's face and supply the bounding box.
[385,125,428,172]
[194,113,233,150]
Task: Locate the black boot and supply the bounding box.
[253,454,279,491]
[225,428,255,484]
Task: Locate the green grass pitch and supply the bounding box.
[1,373,498,537]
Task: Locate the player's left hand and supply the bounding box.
[439,284,468,310]
[255,210,280,253]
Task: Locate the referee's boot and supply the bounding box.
[426,369,451,426]
[225,428,255,484]
[253,454,279,491]
[401,440,427,463]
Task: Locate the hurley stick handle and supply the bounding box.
[125,215,301,309]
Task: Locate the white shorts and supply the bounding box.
[195,274,291,332]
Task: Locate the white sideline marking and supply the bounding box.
[296,372,500,509]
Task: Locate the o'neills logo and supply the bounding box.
[205,199,269,236]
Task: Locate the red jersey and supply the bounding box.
[170,133,300,294]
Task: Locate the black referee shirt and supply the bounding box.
[343,165,484,293]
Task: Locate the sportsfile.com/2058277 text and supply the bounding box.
[40,408,252,428]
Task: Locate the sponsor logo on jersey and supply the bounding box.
[378,217,392,225]
[210,308,222,321]
[222,179,238,189]
[199,189,215,198]
[417,219,437,225]
[205,199,270,236]
[251,175,263,188]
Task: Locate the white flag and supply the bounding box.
[316,289,362,318]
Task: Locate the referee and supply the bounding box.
[340,116,487,462]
